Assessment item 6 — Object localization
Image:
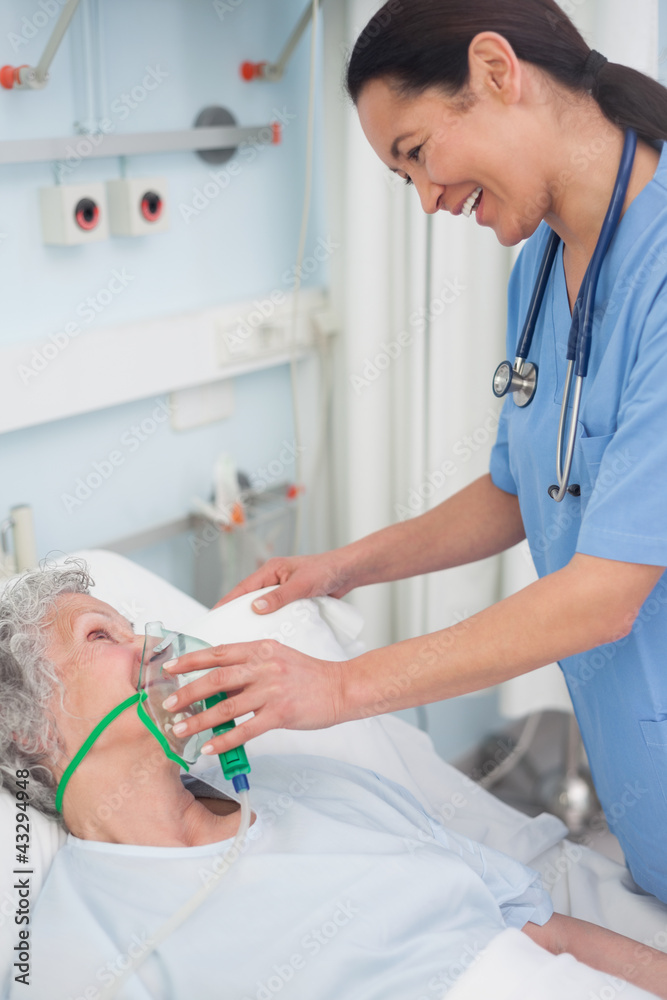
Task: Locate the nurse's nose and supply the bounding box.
[413,176,445,215]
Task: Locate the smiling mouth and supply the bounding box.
[461,187,483,218]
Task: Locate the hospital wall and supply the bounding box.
[0,0,327,593]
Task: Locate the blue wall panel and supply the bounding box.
[0,0,327,592]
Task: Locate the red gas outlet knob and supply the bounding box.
[0,65,28,89]
[240,61,267,82]
[140,190,163,222]
[74,197,100,231]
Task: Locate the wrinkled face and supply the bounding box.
[356,77,544,247]
[45,593,147,768]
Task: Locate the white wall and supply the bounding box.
[0,0,328,590]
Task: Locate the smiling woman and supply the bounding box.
[346,0,667,140]
[350,5,667,249]
[167,0,667,911]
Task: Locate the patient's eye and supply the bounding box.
[88,628,113,642]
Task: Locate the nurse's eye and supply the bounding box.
[403,175,413,187]
[407,144,423,164]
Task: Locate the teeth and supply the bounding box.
[462,187,482,218]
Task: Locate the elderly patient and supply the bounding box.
[1,565,667,1000]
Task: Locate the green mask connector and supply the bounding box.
[204,691,251,786]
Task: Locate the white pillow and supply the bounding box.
[183,585,365,661]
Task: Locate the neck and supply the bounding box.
[541,103,659,263]
[62,743,243,847]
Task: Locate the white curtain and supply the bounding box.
[331,0,511,675]
[323,0,659,731]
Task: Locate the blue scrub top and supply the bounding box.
[490,141,667,902]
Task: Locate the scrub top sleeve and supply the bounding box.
[577,289,667,566]
[490,399,519,496]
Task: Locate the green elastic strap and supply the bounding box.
[55,691,189,814]
[135,691,190,772]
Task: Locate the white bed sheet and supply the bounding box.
[447,927,660,1000]
[1,549,666,997]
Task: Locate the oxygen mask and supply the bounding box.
[139,622,251,787]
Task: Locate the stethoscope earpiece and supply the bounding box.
[548,483,581,501]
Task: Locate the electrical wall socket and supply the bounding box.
[39,182,108,245]
[106,177,169,237]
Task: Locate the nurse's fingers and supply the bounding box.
[198,710,276,757]
[167,687,257,744]
[162,665,256,723]
[162,640,269,676]
[161,642,345,750]
[213,565,285,608]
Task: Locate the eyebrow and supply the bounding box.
[390,132,417,161]
[76,608,135,633]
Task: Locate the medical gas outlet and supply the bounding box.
[39,182,108,245]
[106,177,170,237]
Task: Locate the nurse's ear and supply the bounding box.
[467,32,523,107]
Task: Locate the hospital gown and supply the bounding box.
[9,755,552,1000]
[490,140,667,901]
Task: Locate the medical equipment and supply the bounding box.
[492,128,638,502]
[140,621,251,790]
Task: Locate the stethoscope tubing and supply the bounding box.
[516,229,561,362]
[572,129,638,379]
[497,128,638,503]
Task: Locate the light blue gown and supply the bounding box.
[490,141,667,902]
[11,756,551,1000]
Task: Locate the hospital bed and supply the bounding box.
[1,550,666,999]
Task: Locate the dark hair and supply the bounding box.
[346,0,667,145]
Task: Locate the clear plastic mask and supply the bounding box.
[139,621,216,765]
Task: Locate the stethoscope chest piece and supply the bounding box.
[491,128,638,503]
[493,360,538,408]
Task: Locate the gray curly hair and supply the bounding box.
[0,560,93,824]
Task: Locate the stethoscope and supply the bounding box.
[492,128,638,502]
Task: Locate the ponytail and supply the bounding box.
[346,0,667,145]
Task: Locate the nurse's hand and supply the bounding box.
[161,640,346,753]
[214,551,354,614]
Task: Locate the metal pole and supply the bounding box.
[35,0,84,85]
[271,1,319,81]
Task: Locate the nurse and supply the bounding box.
[164,0,667,902]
